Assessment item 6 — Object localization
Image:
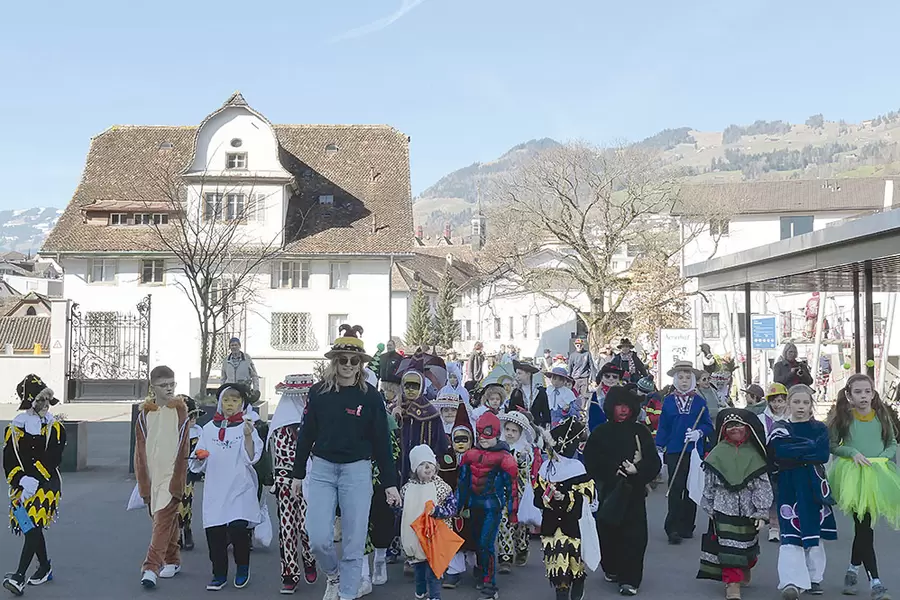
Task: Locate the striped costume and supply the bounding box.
[5,418,66,534]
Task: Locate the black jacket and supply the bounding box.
[609,353,649,384]
[773,358,813,387]
[583,419,660,501]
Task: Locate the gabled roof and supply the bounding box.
[5,292,51,316]
[674,178,892,216]
[391,251,478,294]
[43,108,414,255]
[0,316,50,351]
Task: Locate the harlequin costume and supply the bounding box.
[457,412,520,599]
[656,361,714,544]
[768,416,836,595]
[2,375,65,595]
[398,371,449,483]
[583,386,660,595]
[697,409,773,600]
[534,417,596,600]
[268,375,318,593]
[178,395,204,552]
[497,409,540,572]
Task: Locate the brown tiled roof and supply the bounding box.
[43,121,414,255]
[391,251,478,294]
[674,178,891,216]
[0,317,50,352]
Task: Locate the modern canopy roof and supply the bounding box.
[684,208,900,293]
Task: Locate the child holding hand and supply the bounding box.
[400,445,458,600]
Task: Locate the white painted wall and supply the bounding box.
[61,256,393,400]
[0,356,51,404]
[2,275,63,298]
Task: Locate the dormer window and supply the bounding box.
[325,143,339,153]
[110,213,128,225]
[226,153,247,169]
[319,195,334,205]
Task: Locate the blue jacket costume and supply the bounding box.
[655,392,714,456]
[768,419,837,548]
[587,388,609,432]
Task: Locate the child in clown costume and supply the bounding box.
[497,409,541,573]
[457,412,520,600]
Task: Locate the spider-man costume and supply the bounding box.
[457,413,519,598]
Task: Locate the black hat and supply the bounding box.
[602,385,642,418]
[550,417,586,459]
[512,360,539,375]
[214,383,253,409]
[595,362,625,384]
[180,395,204,419]
[16,374,60,411]
[617,338,635,349]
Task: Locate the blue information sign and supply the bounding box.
[751,316,777,350]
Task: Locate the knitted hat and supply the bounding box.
[636,375,656,394]
[16,374,60,411]
[409,444,437,474]
[476,412,502,440]
[324,324,373,362]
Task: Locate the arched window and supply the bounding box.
[25,306,37,316]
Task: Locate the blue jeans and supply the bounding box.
[414,561,442,599]
[306,457,374,599]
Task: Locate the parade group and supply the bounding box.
[6,326,900,600]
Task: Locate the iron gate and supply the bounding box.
[67,295,151,401]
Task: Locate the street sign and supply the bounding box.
[751,315,777,350]
[658,328,698,381]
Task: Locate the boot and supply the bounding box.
[725,582,741,600]
[183,527,195,551]
[571,578,585,600]
[555,585,570,600]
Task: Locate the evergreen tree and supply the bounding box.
[406,285,433,348]
[434,269,459,350]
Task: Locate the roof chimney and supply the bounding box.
[415,225,423,240]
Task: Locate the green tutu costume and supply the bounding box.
[829,457,900,529]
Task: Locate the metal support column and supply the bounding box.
[853,271,862,371]
[744,284,753,385]
[865,261,875,379]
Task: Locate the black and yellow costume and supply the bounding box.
[3,375,66,595]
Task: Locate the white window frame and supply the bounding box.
[247,193,266,223]
[89,258,117,284]
[329,262,348,290]
[226,152,247,170]
[134,213,152,225]
[319,194,334,205]
[152,213,169,225]
[109,213,128,225]
[271,312,317,351]
[522,315,529,339]
[534,314,541,338]
[278,261,310,289]
[140,259,165,285]
[205,193,249,222]
[494,317,501,340]
[508,316,514,340]
[701,312,720,339]
[328,314,349,344]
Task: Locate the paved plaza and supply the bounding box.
[2,406,899,599]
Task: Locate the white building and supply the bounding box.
[678,178,898,377]
[40,93,413,402]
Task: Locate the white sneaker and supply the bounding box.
[159,564,181,578]
[141,570,158,589]
[357,578,373,598]
[372,560,388,586]
[323,574,341,600]
[768,528,780,543]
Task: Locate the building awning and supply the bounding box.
[684,208,900,293]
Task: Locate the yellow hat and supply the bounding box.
[766,382,788,398]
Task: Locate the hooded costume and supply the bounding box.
[457,412,520,599]
[656,361,714,543]
[2,375,65,594]
[134,373,191,585]
[497,409,541,570]
[398,370,450,483]
[697,409,774,598]
[534,417,596,596]
[268,375,318,591]
[441,363,471,407]
[584,386,660,593]
[189,384,264,586]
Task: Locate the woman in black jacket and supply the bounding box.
[583,386,661,596]
[773,343,814,387]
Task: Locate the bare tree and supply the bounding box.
[482,141,733,357]
[133,151,309,395]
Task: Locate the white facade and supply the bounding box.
[2,275,62,298]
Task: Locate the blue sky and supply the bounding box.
[3,0,900,210]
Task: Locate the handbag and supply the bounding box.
[595,478,632,525]
[687,447,705,505]
[578,496,601,571]
[253,497,273,548]
[126,483,147,511]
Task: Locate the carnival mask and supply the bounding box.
[453,430,473,454]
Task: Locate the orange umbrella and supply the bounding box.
[411,500,464,578]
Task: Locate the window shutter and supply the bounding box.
[270,262,279,289]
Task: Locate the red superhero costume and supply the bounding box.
[457,413,519,599]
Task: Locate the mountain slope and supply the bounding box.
[0,208,62,253]
[415,110,900,236]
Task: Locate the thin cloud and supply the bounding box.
[331,0,428,42]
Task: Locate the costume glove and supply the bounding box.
[19,476,39,501]
[684,429,702,443]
